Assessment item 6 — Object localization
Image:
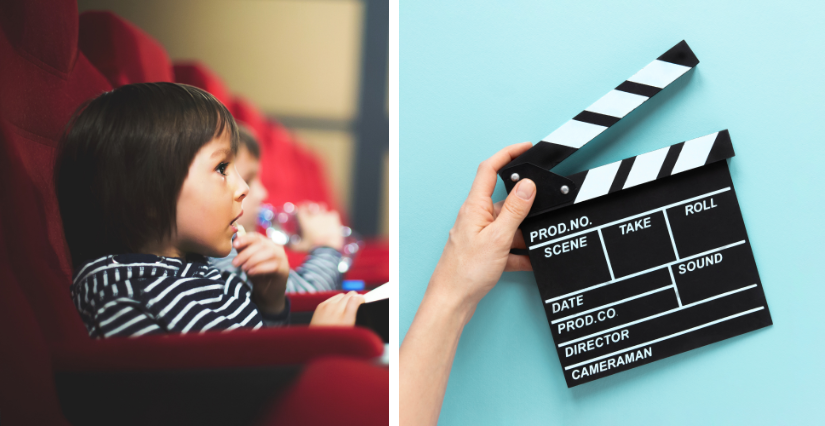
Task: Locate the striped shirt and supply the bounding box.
[70,253,290,339]
[210,246,344,293]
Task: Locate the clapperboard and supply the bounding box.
[500,41,772,387]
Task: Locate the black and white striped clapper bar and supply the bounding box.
[500,41,772,388]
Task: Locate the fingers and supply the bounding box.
[504,253,533,272]
[232,235,258,267]
[310,292,364,326]
[246,259,283,276]
[343,292,366,324]
[467,142,532,202]
[232,234,253,251]
[233,233,287,271]
[490,178,536,238]
[319,293,346,306]
[240,249,278,272]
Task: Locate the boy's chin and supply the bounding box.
[200,240,233,259]
[214,241,233,258]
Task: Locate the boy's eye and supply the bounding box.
[216,162,229,176]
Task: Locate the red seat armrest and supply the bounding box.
[51,326,383,372]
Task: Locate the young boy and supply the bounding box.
[55,83,363,338]
[210,126,347,293]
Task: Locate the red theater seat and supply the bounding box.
[1,2,385,424]
[78,10,174,86]
[232,96,269,144]
[258,357,389,426]
[173,61,233,107]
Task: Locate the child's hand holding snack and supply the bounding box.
[232,226,290,314]
[293,203,345,251]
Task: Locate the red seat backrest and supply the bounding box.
[231,96,269,146]
[0,0,112,346]
[0,222,70,425]
[78,10,174,87]
[173,62,233,106]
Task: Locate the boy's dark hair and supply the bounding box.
[54,82,239,269]
[238,125,260,160]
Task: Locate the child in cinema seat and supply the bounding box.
[54,83,364,338]
[209,125,347,293]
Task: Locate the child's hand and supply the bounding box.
[309,291,365,326]
[233,232,290,314]
[292,203,345,251]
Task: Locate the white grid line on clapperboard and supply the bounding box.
[529,187,731,251]
[551,286,674,324]
[662,209,681,259]
[545,239,746,305]
[596,228,616,281]
[557,283,759,348]
[563,306,765,371]
[587,189,690,308]
[549,238,740,324]
[667,265,683,307]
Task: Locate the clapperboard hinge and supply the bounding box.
[499,40,705,218]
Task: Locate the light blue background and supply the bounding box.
[400,1,824,424]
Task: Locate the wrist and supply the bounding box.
[423,275,478,327]
[250,275,288,314]
[253,292,287,315]
[315,238,344,251]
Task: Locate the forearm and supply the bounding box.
[400,283,475,426]
[288,247,343,292]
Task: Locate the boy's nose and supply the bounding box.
[235,179,249,201]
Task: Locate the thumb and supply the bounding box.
[492,179,536,236]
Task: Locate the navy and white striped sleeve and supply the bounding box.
[286,247,344,293]
[92,298,164,338]
[140,272,265,334]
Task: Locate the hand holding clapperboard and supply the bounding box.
[500,41,772,387]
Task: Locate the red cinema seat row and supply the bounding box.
[257,356,390,426]
[78,10,174,86]
[232,96,344,217]
[231,96,270,146]
[173,61,234,106]
[0,2,385,424]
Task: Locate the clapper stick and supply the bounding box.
[500,40,701,217]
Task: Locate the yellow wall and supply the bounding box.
[78,0,363,120]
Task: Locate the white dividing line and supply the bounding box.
[529,187,731,251]
[662,209,680,260]
[668,266,682,307]
[564,306,764,371]
[550,285,673,324]
[557,284,758,348]
[597,228,615,281]
[545,239,746,304]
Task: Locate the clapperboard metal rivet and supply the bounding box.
[496,40,771,389]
